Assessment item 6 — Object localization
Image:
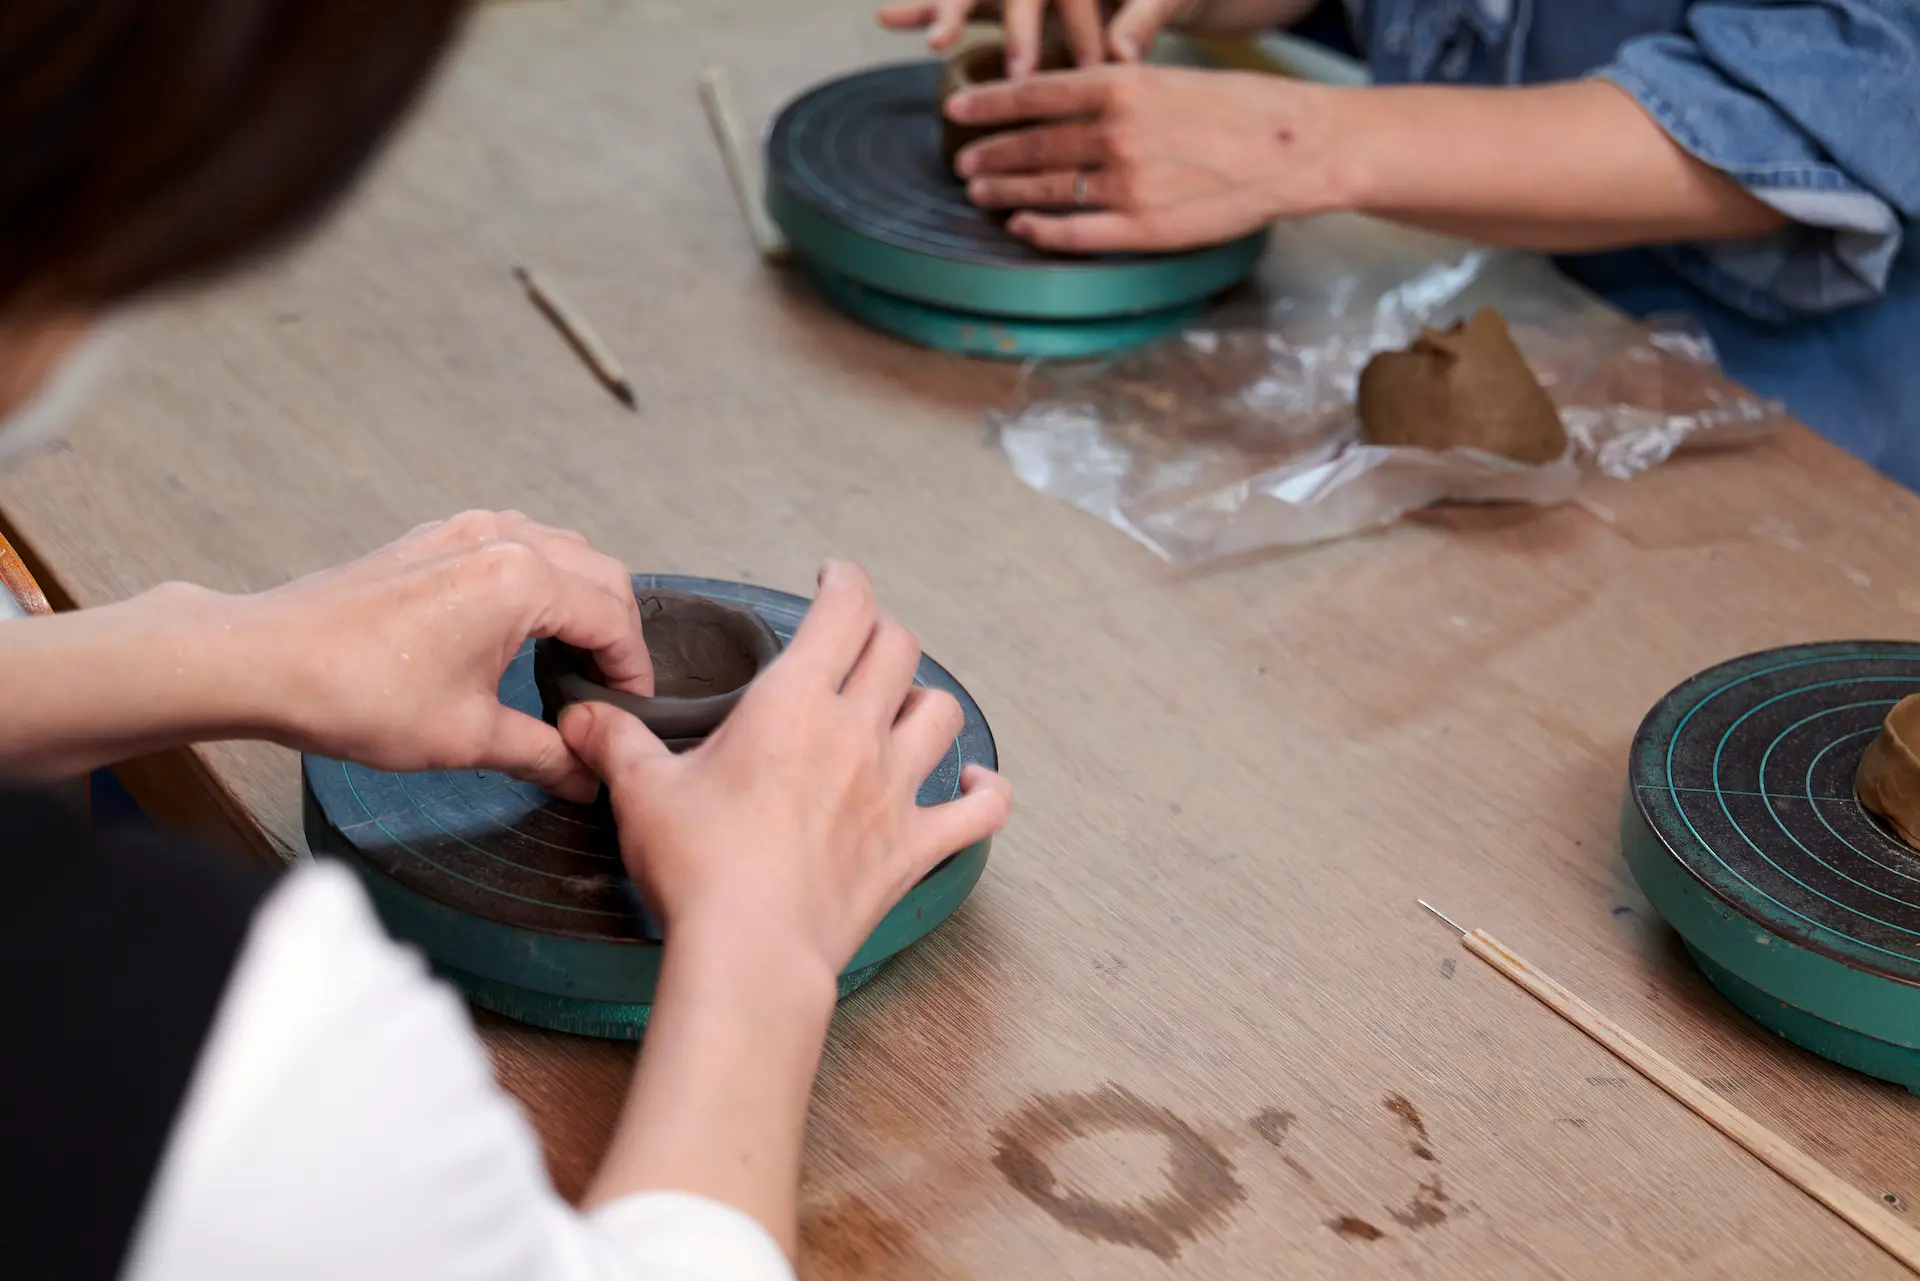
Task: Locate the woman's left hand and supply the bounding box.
[949,64,1352,252]
[250,509,652,802]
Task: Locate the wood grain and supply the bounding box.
[3,3,1920,1276]
[1458,925,1920,1273]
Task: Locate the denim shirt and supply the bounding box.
[1335,0,1920,487]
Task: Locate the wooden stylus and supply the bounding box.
[697,67,790,263]
[511,262,638,412]
[1420,901,1920,1274]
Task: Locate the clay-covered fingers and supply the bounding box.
[843,615,922,718]
[507,546,653,694]
[483,705,601,803]
[901,764,1013,878]
[784,561,881,689]
[510,532,653,696]
[557,700,672,801]
[891,686,966,783]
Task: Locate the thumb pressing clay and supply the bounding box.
[1858,694,1920,850]
[1356,308,1568,465]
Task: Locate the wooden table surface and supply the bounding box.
[5,3,1920,1276]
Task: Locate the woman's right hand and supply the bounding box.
[877,0,1200,72]
[559,559,1013,984]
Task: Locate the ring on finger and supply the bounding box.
[1072,169,1088,207]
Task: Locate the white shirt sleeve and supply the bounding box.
[121,859,794,1281]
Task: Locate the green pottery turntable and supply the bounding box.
[763,61,1266,359]
[303,575,996,1040]
[1625,642,1920,1091]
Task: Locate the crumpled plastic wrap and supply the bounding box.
[995,217,1788,563]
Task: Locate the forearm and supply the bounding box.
[1330,78,1787,252]
[581,925,837,1258]
[0,584,281,780]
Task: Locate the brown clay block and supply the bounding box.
[940,38,1076,167]
[1356,307,1568,465]
[1858,695,1920,849]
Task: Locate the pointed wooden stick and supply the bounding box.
[1421,901,1920,1274]
[697,67,789,264]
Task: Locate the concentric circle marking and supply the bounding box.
[1632,644,1920,984]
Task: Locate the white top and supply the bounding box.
[121,860,795,1281]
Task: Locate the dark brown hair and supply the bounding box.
[0,0,471,316]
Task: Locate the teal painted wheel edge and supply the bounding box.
[1685,945,1920,1091]
[305,770,990,1008]
[446,960,893,1042]
[767,180,1266,320]
[846,838,989,972]
[807,267,1202,359]
[1622,793,1920,1051]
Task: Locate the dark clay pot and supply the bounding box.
[940,38,1075,167]
[536,588,781,752]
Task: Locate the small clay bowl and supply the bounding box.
[536,588,781,752]
[940,38,1075,167]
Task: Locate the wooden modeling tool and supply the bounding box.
[510,262,637,411]
[697,68,790,264]
[1419,901,1920,1274]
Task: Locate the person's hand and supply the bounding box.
[877,1,1260,70]
[249,509,651,802]
[949,64,1352,252]
[877,1,1110,72]
[560,560,1013,983]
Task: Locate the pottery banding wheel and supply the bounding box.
[763,61,1267,359]
[303,575,997,1040]
[1624,642,1920,1091]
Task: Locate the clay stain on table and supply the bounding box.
[991,1084,1247,1260]
[1327,1215,1385,1242]
[1388,1176,1452,1230]
[1384,1093,1435,1161]
[1249,1107,1317,1183]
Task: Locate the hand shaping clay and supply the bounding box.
[1857,695,1920,849]
[940,38,1075,167]
[1356,308,1568,464]
[536,589,781,752]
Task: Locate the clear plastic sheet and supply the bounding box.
[995,217,1788,563]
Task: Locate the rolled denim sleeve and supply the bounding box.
[1595,0,1920,321]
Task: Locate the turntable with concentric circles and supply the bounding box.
[302,575,997,1040]
[1625,642,1920,1090]
[764,61,1266,359]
